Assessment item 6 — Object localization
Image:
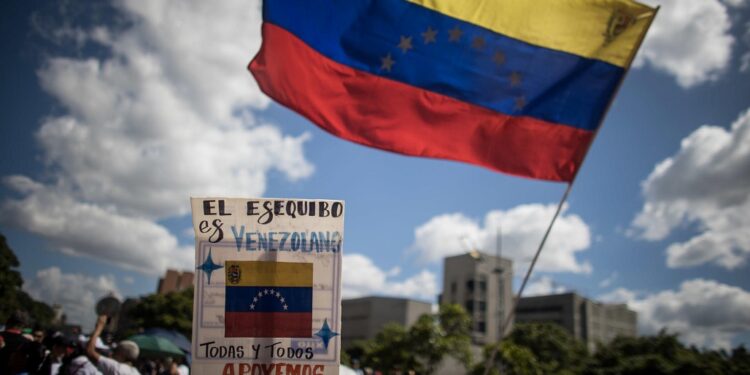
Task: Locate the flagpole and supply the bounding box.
[482,6,659,374]
[483,183,572,375]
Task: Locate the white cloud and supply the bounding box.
[721,0,749,7]
[1,0,314,274]
[599,279,750,349]
[410,204,592,274]
[598,287,638,304]
[524,276,568,297]
[342,253,437,301]
[741,22,750,73]
[24,267,121,331]
[599,271,619,289]
[2,176,192,274]
[631,109,750,269]
[636,0,734,88]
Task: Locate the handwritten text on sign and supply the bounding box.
[191,198,344,375]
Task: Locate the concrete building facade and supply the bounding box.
[341,296,432,349]
[440,252,513,345]
[157,269,194,294]
[516,292,637,351]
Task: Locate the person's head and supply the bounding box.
[113,340,139,364]
[32,329,44,342]
[51,335,75,358]
[5,310,30,330]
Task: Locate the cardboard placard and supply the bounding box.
[191,198,344,375]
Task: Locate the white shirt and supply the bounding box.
[95,356,140,375]
[69,356,102,375]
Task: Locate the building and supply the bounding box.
[516,292,637,351]
[157,269,194,294]
[440,251,513,345]
[341,296,432,349]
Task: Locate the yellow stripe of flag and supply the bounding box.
[409,0,656,68]
[225,261,313,287]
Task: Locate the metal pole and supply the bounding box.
[482,6,660,374]
[482,183,572,375]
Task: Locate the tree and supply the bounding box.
[356,304,473,374]
[409,303,473,373]
[585,331,729,375]
[0,233,55,328]
[472,340,542,375]
[506,322,588,375]
[363,322,418,372]
[127,287,194,338]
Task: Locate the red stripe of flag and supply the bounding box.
[249,23,594,182]
[225,312,313,338]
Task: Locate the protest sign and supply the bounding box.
[191,198,344,375]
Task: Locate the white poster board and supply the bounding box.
[191,198,344,375]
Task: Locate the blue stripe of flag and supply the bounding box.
[225,286,312,313]
[262,0,623,131]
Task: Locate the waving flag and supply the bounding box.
[249,0,656,182]
[225,261,313,337]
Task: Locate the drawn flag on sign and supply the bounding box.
[225,261,313,338]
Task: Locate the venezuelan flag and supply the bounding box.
[249,0,656,182]
[224,261,313,338]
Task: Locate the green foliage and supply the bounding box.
[506,322,589,375]
[365,322,419,372]
[472,322,586,375]
[128,287,194,338]
[472,340,542,375]
[0,233,55,328]
[584,331,741,375]
[349,303,473,374]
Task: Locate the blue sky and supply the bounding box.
[1,0,750,348]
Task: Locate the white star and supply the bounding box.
[283,304,288,311]
[253,297,258,302]
[275,292,281,298]
[250,303,255,310]
[264,289,269,295]
[269,289,275,294]
[280,297,285,303]
[257,291,263,297]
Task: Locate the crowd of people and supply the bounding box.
[0,312,188,375]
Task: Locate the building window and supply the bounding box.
[479,275,487,292]
[465,300,474,313]
[476,321,486,333]
[466,279,475,292]
[478,301,487,312]
[451,281,457,294]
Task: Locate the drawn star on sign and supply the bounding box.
[196,248,223,285]
[250,289,288,311]
[314,319,339,350]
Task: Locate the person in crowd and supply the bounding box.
[86,315,140,375]
[175,358,189,375]
[40,335,75,375]
[58,342,101,375]
[0,311,32,375]
[7,340,47,375]
[32,330,45,344]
